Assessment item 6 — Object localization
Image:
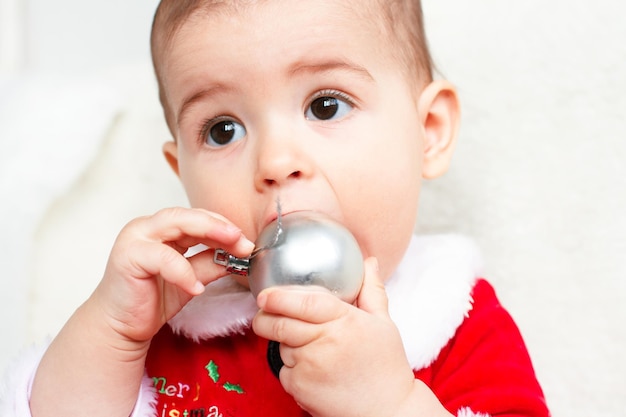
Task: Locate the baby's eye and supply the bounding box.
[305,93,353,121]
[202,118,246,147]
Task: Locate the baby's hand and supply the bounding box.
[92,207,254,346]
[30,207,254,417]
[253,258,434,417]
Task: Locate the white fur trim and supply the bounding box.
[457,406,491,417]
[387,234,483,370]
[168,276,258,341]
[130,373,158,417]
[0,341,48,417]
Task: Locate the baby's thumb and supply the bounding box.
[356,257,389,316]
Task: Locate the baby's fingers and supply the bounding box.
[256,286,348,324]
[356,257,389,317]
[253,312,320,348]
[138,241,204,295]
[185,248,237,286]
[139,207,253,257]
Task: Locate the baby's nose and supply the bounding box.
[253,129,313,189]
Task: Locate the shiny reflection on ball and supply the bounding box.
[248,211,364,303]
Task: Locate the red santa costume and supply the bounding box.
[0,235,550,417]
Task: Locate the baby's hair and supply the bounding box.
[379,0,435,81]
[150,0,434,134]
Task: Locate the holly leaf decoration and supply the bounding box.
[206,360,220,383]
[223,382,245,394]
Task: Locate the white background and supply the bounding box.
[1,1,625,416]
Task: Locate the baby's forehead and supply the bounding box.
[166,2,399,69]
[157,0,396,63]
[156,0,392,41]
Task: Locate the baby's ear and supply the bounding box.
[162,141,181,177]
[418,80,460,179]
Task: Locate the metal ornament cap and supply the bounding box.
[248,211,364,303]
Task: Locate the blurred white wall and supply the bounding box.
[1,1,625,416]
[0,0,162,386]
[1,0,159,74]
[0,0,24,74]
[419,2,626,416]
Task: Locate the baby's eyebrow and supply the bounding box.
[176,61,373,126]
[288,60,374,82]
[177,84,234,126]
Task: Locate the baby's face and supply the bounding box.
[161,0,428,281]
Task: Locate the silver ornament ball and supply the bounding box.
[248,211,364,303]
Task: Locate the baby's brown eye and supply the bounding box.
[310,97,339,120]
[204,119,246,147]
[306,95,352,121]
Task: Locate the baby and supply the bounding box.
[6,1,550,416]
